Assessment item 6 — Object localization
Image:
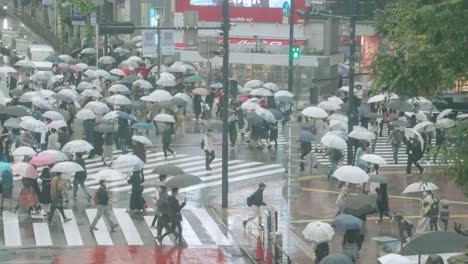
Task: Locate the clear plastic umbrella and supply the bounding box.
[402,181,439,193]
[263,82,279,92]
[106,94,131,105]
[84,101,110,114]
[255,108,276,123]
[149,90,172,101]
[301,106,328,119]
[12,146,37,156]
[333,165,369,184]
[153,114,176,123]
[98,56,116,64]
[76,109,97,120]
[156,77,177,86]
[318,101,341,111]
[436,118,455,129]
[91,169,126,181]
[109,84,130,94]
[48,120,67,129]
[81,89,102,98]
[42,111,64,121]
[61,140,94,153]
[348,130,375,141]
[321,134,347,149]
[112,154,144,172]
[110,68,126,76]
[360,154,387,165]
[58,89,80,101]
[80,48,96,54]
[302,221,335,243]
[19,119,47,133]
[77,81,94,91]
[133,80,153,89]
[250,87,273,97]
[131,135,152,145]
[244,80,264,89]
[51,161,84,173]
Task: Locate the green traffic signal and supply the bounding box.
[292,45,300,59]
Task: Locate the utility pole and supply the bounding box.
[287,0,295,92]
[221,0,230,208]
[346,4,357,165]
[157,16,161,78]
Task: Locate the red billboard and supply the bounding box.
[176,0,305,23]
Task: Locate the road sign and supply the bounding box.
[160,30,175,55]
[142,30,157,58]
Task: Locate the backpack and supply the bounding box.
[92,191,99,206]
[246,196,253,207]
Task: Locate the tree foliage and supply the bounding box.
[370,0,468,97]
[429,121,468,197]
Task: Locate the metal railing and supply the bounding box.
[272,240,295,264]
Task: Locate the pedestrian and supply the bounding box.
[355,141,370,170]
[89,180,119,231]
[406,136,424,175]
[73,152,92,201]
[298,139,312,171]
[48,173,72,223]
[133,140,147,163]
[313,119,324,153]
[174,107,185,137]
[83,118,96,158]
[228,114,238,150]
[323,147,343,178]
[342,229,360,262]
[335,182,348,216]
[58,127,70,148]
[15,177,40,215]
[429,199,440,231]
[151,185,168,228]
[416,191,434,233]
[102,132,114,166]
[375,184,390,223]
[47,128,60,150]
[439,204,449,231]
[193,94,202,121]
[421,126,433,154]
[158,187,186,245]
[202,128,215,170]
[0,169,13,211]
[269,121,278,150]
[368,120,379,153]
[117,117,130,154]
[314,241,329,264]
[128,170,146,213]
[39,167,52,217]
[162,123,175,159]
[243,182,267,229]
[432,128,445,162]
[387,126,403,164]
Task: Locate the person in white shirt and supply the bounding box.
[202,129,215,170]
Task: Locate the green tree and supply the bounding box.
[370,0,468,97]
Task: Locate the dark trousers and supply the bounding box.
[157,214,173,237]
[430,216,439,231]
[406,155,423,174]
[48,204,66,222]
[163,143,174,157]
[204,150,215,168]
[441,219,448,231]
[300,150,311,171]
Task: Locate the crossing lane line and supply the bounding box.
[113,208,144,245]
[3,211,22,247]
[191,208,231,246]
[33,223,53,246]
[85,208,113,245]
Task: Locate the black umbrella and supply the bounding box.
[153,164,184,176]
[52,94,73,103]
[342,194,376,216]
[70,49,82,58]
[400,232,468,255]
[6,105,31,117]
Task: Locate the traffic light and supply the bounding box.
[291,45,301,59]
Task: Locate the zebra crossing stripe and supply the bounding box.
[181,215,203,246]
[33,223,53,246]
[113,208,144,245]
[85,208,113,245]
[142,215,174,245]
[3,211,22,247]
[191,162,263,177]
[199,164,282,181]
[191,209,231,246]
[60,210,84,246]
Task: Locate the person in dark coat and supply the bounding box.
[39,167,52,216]
[117,117,130,154]
[228,115,238,150]
[73,152,92,201]
[376,184,390,223]
[299,139,312,171]
[83,118,96,158]
[205,91,215,119]
[406,136,424,174]
[193,94,202,121]
[162,124,175,158]
[157,187,186,245]
[89,180,119,231]
[58,127,70,148]
[314,242,329,263]
[128,170,146,212]
[133,141,146,163]
[269,121,279,149]
[243,183,267,228]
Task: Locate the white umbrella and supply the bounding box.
[51,161,84,173]
[31,71,54,81]
[318,101,341,111]
[77,82,94,91]
[109,84,130,93]
[128,56,142,62]
[48,120,67,129]
[241,101,260,111]
[61,140,94,153]
[402,181,439,194]
[415,111,428,122]
[404,128,424,149]
[255,108,276,123]
[19,91,40,102]
[15,60,36,68]
[110,68,126,76]
[244,80,264,89]
[112,154,144,172]
[132,135,152,145]
[302,221,335,243]
[153,114,175,123]
[98,56,116,64]
[91,169,126,181]
[47,75,64,88]
[156,77,177,86]
[58,55,73,63]
[37,90,56,99]
[360,154,387,165]
[263,82,279,92]
[172,93,192,105]
[327,96,344,104]
[436,118,455,129]
[437,109,452,120]
[168,64,186,73]
[333,165,369,184]
[58,89,80,101]
[321,135,347,149]
[250,88,273,97]
[95,69,110,78]
[133,80,153,89]
[413,121,434,131]
[140,95,159,103]
[302,106,328,119]
[407,96,432,105]
[84,101,110,114]
[42,111,64,121]
[12,146,37,156]
[149,90,173,101]
[113,47,130,54]
[84,70,96,78]
[81,48,96,54]
[38,150,68,161]
[76,109,97,120]
[106,94,131,105]
[81,89,102,98]
[19,119,47,133]
[378,254,411,264]
[328,113,348,122]
[160,72,176,80]
[32,97,53,110]
[367,94,386,103]
[329,119,347,131]
[0,66,17,73]
[348,130,375,141]
[274,90,294,99]
[76,63,89,70]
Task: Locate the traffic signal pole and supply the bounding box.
[288,0,295,93]
[221,0,230,208]
[347,14,357,165]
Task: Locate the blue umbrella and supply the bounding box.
[0,162,11,171]
[333,214,363,231]
[132,122,155,130]
[299,130,315,142]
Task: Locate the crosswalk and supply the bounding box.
[82,150,285,193]
[241,123,288,146]
[0,207,235,248]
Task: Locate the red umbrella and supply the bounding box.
[239,96,250,102]
[29,154,57,166]
[121,68,133,75]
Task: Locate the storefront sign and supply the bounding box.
[160,30,175,55]
[142,30,157,57]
